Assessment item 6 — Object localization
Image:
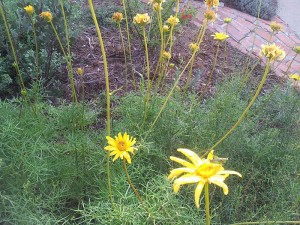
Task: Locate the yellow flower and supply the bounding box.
[153,3,163,11]
[204,10,217,23]
[105,132,137,164]
[293,46,300,54]
[211,32,229,42]
[270,21,283,33]
[288,73,300,81]
[167,15,179,26]
[133,13,151,26]
[149,0,165,3]
[112,12,123,23]
[163,25,170,33]
[39,11,53,22]
[77,68,83,76]
[24,5,34,15]
[168,148,241,208]
[162,51,171,60]
[260,43,286,61]
[189,43,199,53]
[205,0,219,10]
[223,17,232,24]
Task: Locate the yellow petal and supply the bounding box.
[106,136,117,146]
[217,170,242,177]
[112,152,120,162]
[194,180,205,208]
[173,174,201,192]
[168,167,195,179]
[124,152,132,164]
[209,176,229,195]
[207,150,214,160]
[177,148,203,166]
[104,146,117,151]
[170,156,196,169]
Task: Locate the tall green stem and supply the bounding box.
[230,221,300,225]
[143,26,151,121]
[122,0,136,90]
[209,61,271,151]
[204,183,210,225]
[0,3,25,90]
[88,0,112,204]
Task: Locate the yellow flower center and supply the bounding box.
[195,163,222,178]
[118,141,126,151]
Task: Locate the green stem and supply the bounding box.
[122,0,136,90]
[230,221,300,225]
[143,26,151,122]
[0,2,25,89]
[209,61,271,151]
[199,41,220,101]
[118,23,128,91]
[88,0,112,204]
[204,183,210,225]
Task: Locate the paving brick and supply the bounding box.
[255,28,273,42]
[275,33,296,48]
[240,38,253,50]
[235,17,256,31]
[291,61,300,71]
[277,62,289,73]
[227,25,247,42]
[295,54,300,63]
[289,35,300,44]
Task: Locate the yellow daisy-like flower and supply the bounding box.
[162,51,171,60]
[168,148,242,208]
[112,12,123,23]
[293,46,300,54]
[212,32,229,42]
[167,15,180,26]
[223,17,232,24]
[260,43,286,61]
[205,0,219,10]
[204,10,217,23]
[105,132,137,164]
[24,5,34,15]
[189,43,199,53]
[133,13,151,26]
[270,21,283,33]
[288,73,300,81]
[39,11,53,22]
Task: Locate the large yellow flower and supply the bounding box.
[166,15,179,26]
[212,32,229,42]
[40,11,53,22]
[105,132,137,164]
[260,43,285,61]
[112,12,123,23]
[168,148,241,208]
[205,0,219,10]
[24,5,34,15]
[270,21,283,33]
[133,13,151,26]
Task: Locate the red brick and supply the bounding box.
[227,25,247,42]
[289,35,300,45]
[275,33,296,48]
[240,38,253,50]
[235,17,256,31]
[255,28,273,42]
[276,63,289,73]
[295,55,300,63]
[291,61,300,71]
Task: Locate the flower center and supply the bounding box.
[195,163,222,178]
[118,141,126,151]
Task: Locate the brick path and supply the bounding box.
[188,1,300,79]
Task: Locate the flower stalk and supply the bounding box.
[205,183,210,225]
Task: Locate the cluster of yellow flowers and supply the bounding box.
[260,43,286,61]
[167,15,180,27]
[40,11,53,22]
[204,0,220,10]
[112,12,123,23]
[270,21,283,33]
[133,13,151,26]
[212,32,229,42]
[168,149,241,208]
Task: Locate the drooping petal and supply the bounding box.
[106,136,118,146]
[123,152,132,164]
[177,148,203,166]
[209,175,229,195]
[194,180,206,208]
[168,167,195,179]
[170,156,197,169]
[173,174,201,193]
[217,170,242,177]
[104,146,118,151]
[112,152,121,162]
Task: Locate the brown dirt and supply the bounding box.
[63,0,277,100]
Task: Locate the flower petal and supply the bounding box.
[106,136,117,146]
[209,176,229,195]
[217,170,242,177]
[194,180,206,208]
[168,167,195,179]
[177,148,203,166]
[173,174,201,193]
[170,156,197,169]
[123,152,132,164]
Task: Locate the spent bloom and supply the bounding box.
[162,51,171,60]
[270,21,283,33]
[260,43,286,61]
[167,15,180,26]
[39,11,53,22]
[204,10,217,23]
[24,5,34,15]
[105,132,137,164]
[293,46,300,54]
[163,25,170,33]
[168,149,242,208]
[223,17,232,24]
[288,73,300,81]
[133,13,151,26]
[189,43,199,53]
[212,32,229,42]
[112,12,123,23]
[204,0,219,10]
